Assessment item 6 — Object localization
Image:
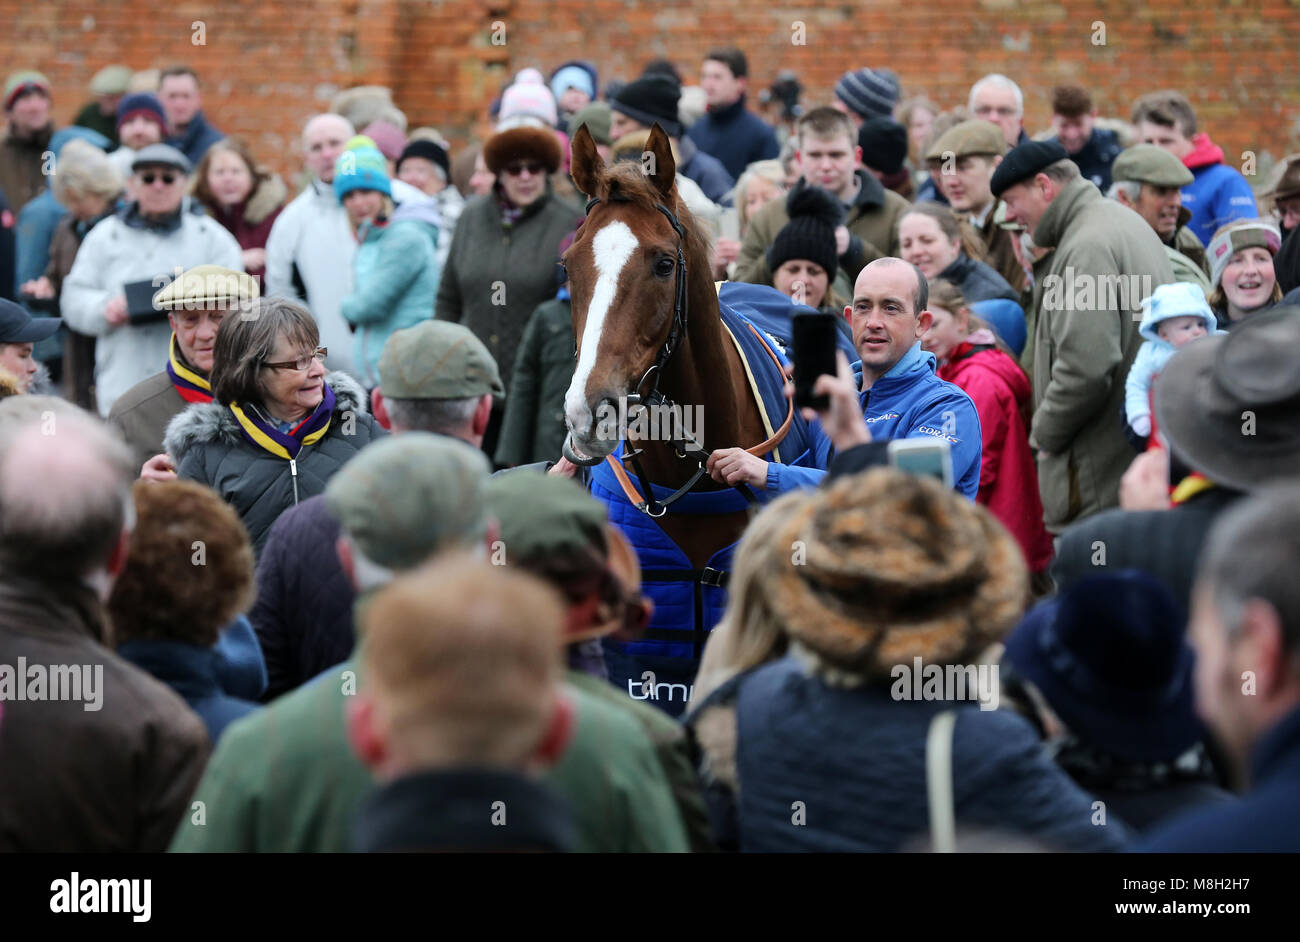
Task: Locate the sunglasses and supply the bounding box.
[263,347,327,372]
[139,172,179,186]
[503,161,546,177]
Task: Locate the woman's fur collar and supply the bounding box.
[164,370,367,460]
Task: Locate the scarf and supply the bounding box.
[1170,473,1215,505]
[229,382,336,460]
[166,334,212,403]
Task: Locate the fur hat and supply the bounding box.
[483,125,562,175]
[767,468,1027,678]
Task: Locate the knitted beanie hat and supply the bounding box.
[834,68,900,121]
[767,185,843,280]
[396,138,450,181]
[498,70,558,129]
[1207,218,1282,288]
[767,468,1027,678]
[610,74,683,139]
[116,92,167,132]
[857,116,909,175]
[334,138,392,203]
[3,70,51,111]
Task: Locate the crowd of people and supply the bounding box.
[0,48,1298,854]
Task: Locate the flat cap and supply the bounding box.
[131,143,192,174]
[1111,144,1194,188]
[484,472,608,565]
[325,432,491,571]
[377,320,504,400]
[153,265,259,311]
[990,139,1069,198]
[89,65,133,96]
[925,119,1006,162]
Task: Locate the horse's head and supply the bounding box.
[562,123,693,463]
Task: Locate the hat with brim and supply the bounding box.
[483,125,562,175]
[0,299,61,344]
[131,143,192,174]
[153,265,259,312]
[1003,572,1199,764]
[1155,306,1300,492]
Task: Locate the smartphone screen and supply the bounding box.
[792,313,840,411]
[888,439,954,488]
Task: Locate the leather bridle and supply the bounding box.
[563,193,791,517]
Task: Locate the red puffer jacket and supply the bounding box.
[938,339,1054,572]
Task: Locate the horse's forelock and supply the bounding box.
[596,163,708,267]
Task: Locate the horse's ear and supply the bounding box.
[644,123,677,201]
[570,124,604,201]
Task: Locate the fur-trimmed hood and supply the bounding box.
[244,173,289,226]
[163,370,367,461]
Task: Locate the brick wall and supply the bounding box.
[3,0,1297,183]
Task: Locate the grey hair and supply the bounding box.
[1197,485,1300,655]
[210,297,320,406]
[0,399,135,579]
[1041,158,1081,186]
[52,139,123,204]
[383,396,480,434]
[1107,180,1142,203]
[969,74,1024,116]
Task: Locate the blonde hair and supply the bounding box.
[691,489,816,706]
[732,159,786,233]
[52,138,122,205]
[360,555,566,769]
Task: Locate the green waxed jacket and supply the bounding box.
[1027,177,1174,531]
[169,660,691,853]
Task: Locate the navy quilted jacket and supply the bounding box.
[690,654,1130,852]
[249,495,354,701]
[164,371,385,557]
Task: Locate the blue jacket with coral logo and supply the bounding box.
[764,340,982,500]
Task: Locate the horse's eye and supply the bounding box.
[654,257,675,278]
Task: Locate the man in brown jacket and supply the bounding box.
[735,106,908,288]
[995,141,1173,531]
[0,71,56,214]
[108,265,257,475]
[0,397,209,851]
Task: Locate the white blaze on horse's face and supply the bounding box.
[564,219,640,452]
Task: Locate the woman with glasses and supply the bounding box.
[436,123,583,464]
[164,296,383,555]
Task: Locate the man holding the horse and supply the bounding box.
[707,257,983,499]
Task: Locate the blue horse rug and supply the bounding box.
[589,283,816,717]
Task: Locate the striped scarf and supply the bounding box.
[229,383,336,460]
[165,334,213,404]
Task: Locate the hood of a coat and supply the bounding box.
[390,196,443,235]
[242,173,288,226]
[163,370,367,460]
[1183,133,1225,171]
[945,342,1032,405]
[1030,176,1102,250]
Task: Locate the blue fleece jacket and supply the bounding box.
[764,341,983,500]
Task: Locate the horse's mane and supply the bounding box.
[599,162,714,295]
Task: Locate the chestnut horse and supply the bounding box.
[562,124,774,568]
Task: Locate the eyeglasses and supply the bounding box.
[503,161,546,178]
[263,347,327,372]
[139,172,179,186]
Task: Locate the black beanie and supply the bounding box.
[767,185,842,280]
[857,117,908,175]
[611,74,683,138]
[396,139,451,181]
